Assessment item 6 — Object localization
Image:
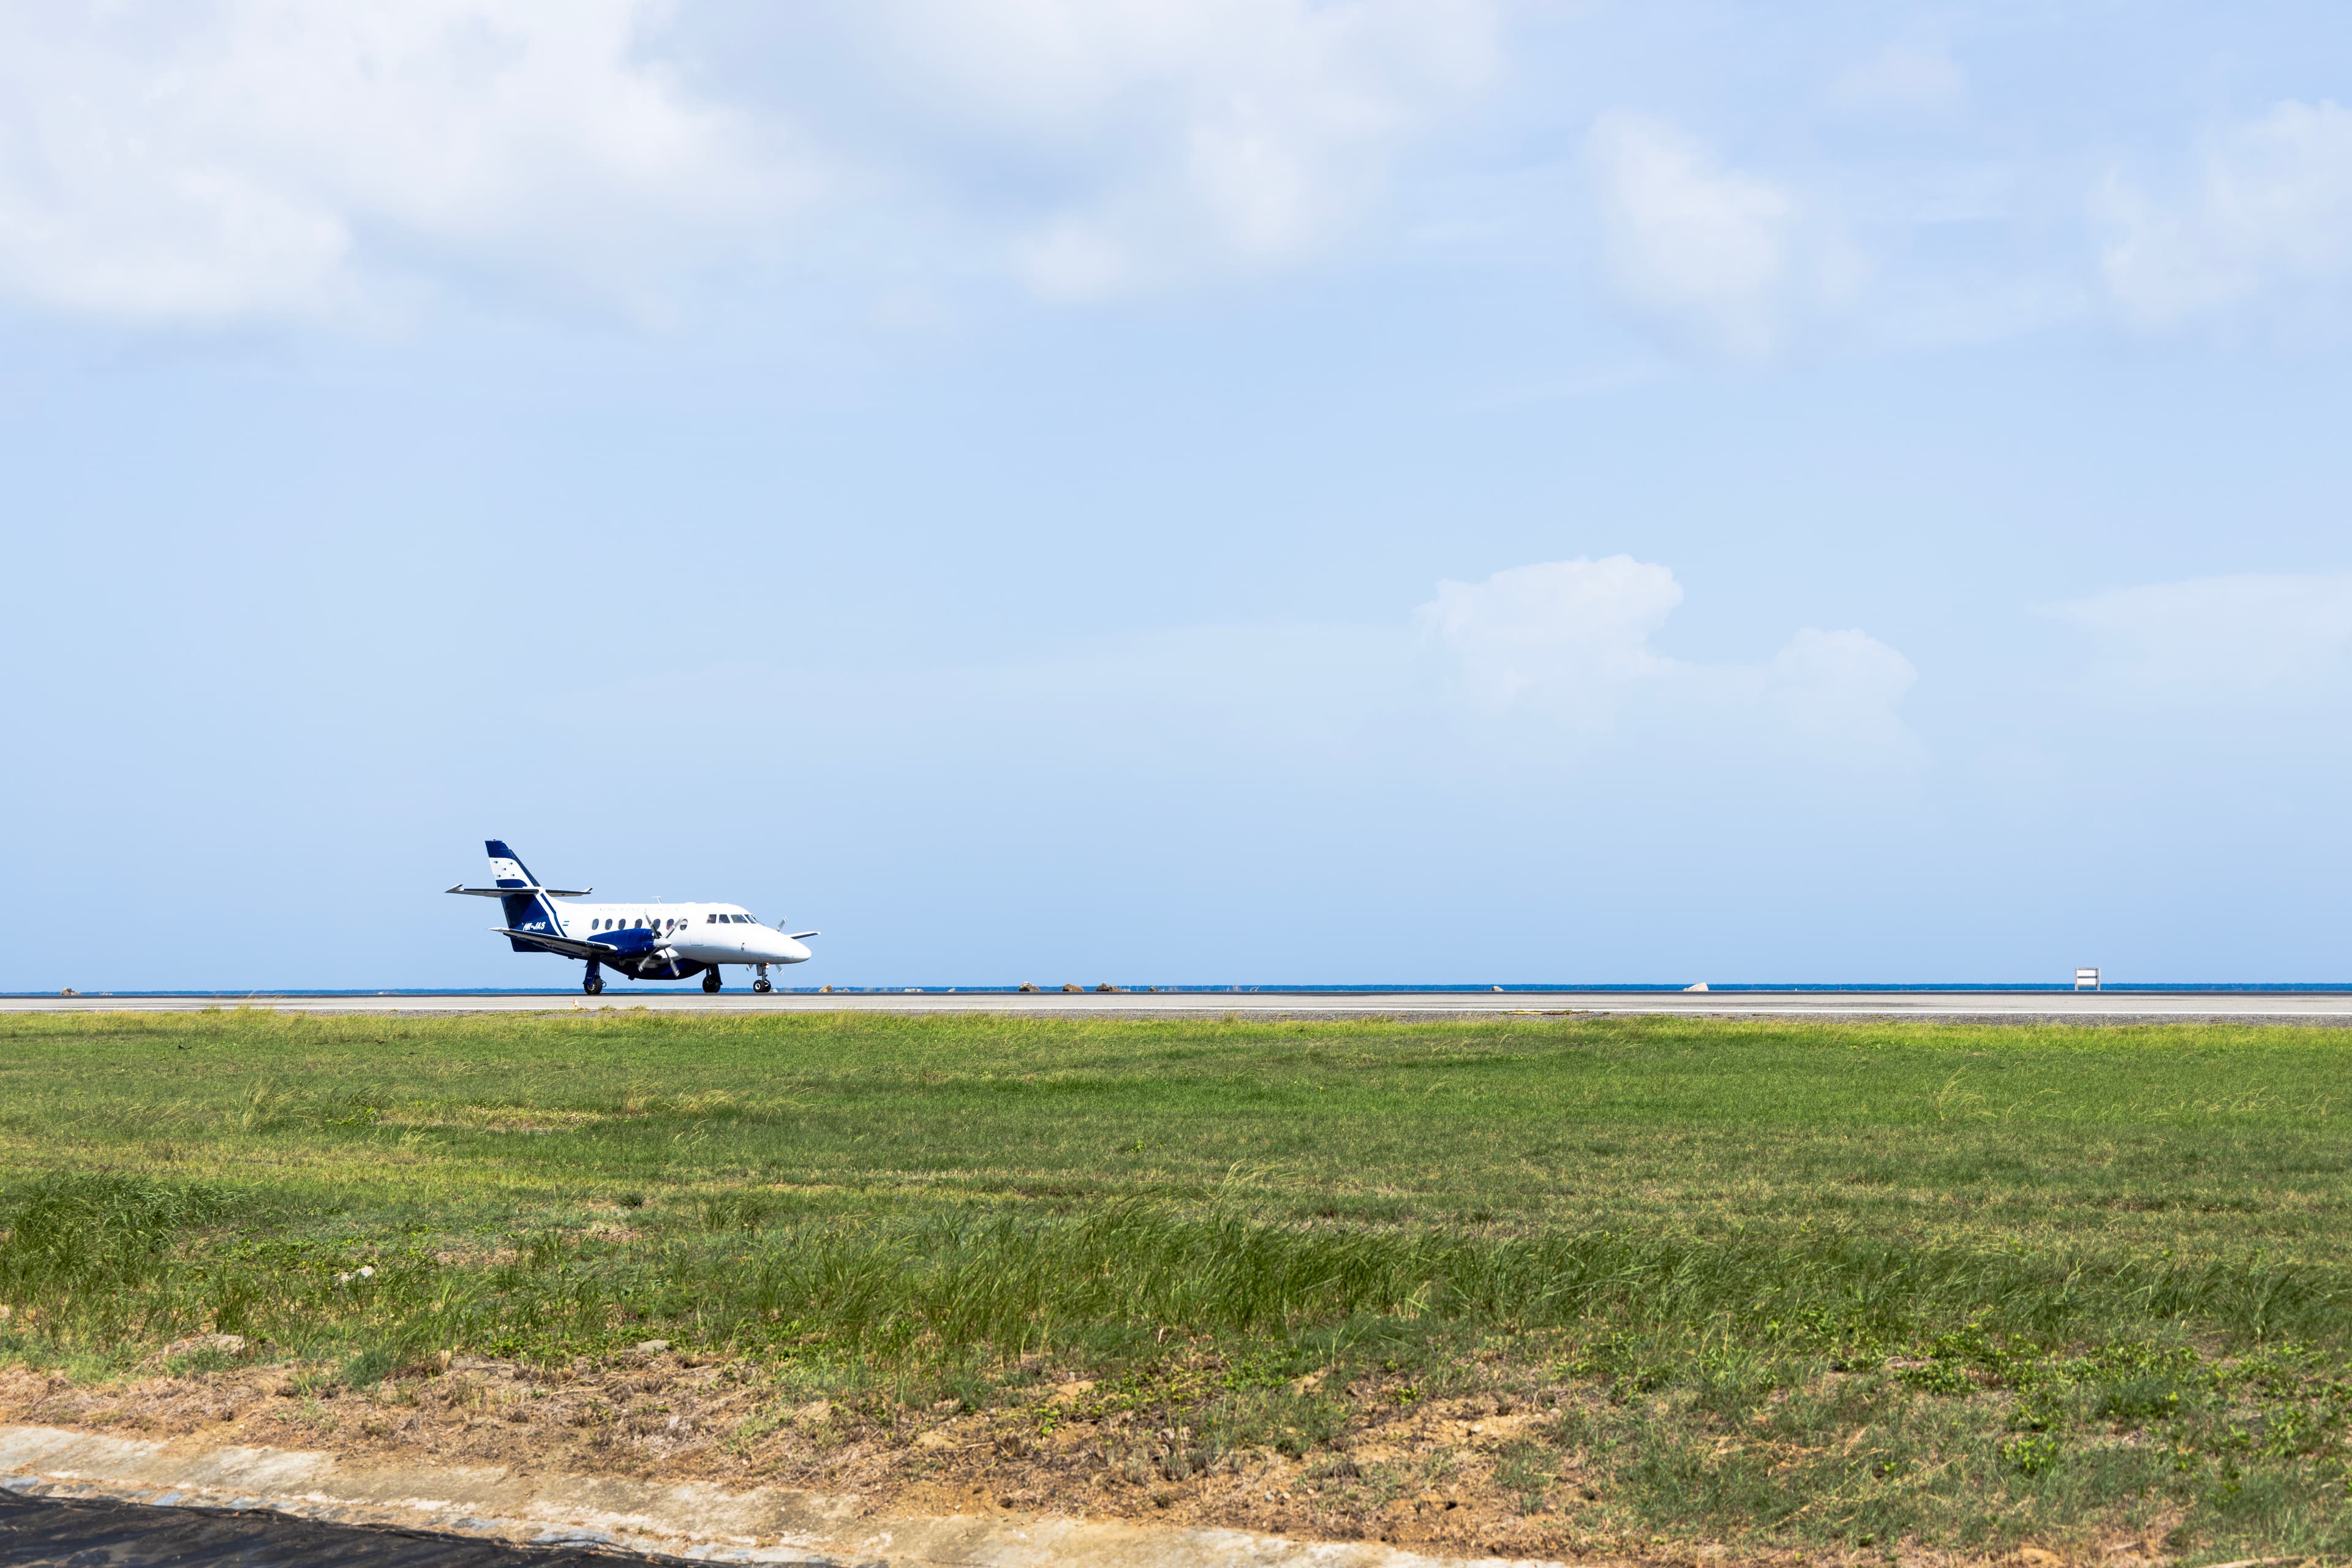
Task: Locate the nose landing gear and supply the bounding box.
[753,963,773,995]
[702,968,723,994]
[583,962,605,997]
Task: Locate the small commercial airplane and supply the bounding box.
[447,840,816,995]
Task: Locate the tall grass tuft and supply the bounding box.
[633,1202,2352,1363]
[0,1172,222,1294]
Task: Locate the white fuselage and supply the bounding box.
[548,900,813,967]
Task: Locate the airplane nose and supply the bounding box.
[781,937,812,963]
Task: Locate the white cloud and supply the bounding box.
[0,0,801,323]
[2053,573,2352,697]
[2097,100,2352,330]
[1415,555,1681,721]
[1763,627,1918,741]
[1014,218,1134,301]
[0,0,1497,325]
[1417,556,1917,747]
[855,0,1499,298]
[1585,112,1858,356]
[1830,43,1967,118]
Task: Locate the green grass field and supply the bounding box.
[0,1009,2346,1559]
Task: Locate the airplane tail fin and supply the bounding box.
[486,840,560,951]
[486,840,539,890]
[447,842,592,952]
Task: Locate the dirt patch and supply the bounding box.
[0,1360,2152,1568]
[0,1358,1596,1559]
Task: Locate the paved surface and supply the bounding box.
[6,990,2350,1019]
[0,1488,634,1568]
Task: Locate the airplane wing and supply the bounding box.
[450,884,593,897]
[491,928,622,960]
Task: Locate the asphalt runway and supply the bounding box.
[0,1489,638,1568]
[6,989,2350,1019]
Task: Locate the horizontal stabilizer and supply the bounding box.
[448,884,592,898]
[786,930,821,940]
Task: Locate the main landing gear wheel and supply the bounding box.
[753,978,773,994]
[703,970,723,994]
[583,974,604,996]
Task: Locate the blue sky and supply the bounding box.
[6,1,2351,989]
